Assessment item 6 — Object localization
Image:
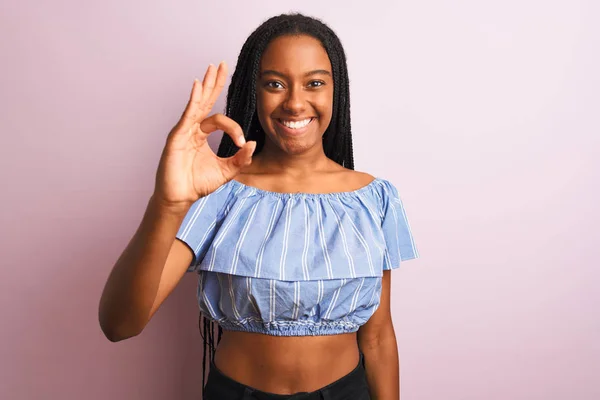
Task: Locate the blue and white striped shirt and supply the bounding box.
[175,177,419,336]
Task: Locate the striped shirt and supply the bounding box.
[175,177,419,336]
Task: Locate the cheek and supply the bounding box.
[256,91,265,114]
[255,92,270,129]
[315,92,334,120]
[256,92,278,118]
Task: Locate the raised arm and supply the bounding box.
[98,62,255,341]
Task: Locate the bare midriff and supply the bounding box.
[213,330,361,395]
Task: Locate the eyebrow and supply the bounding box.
[260,69,332,78]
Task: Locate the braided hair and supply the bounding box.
[200,12,355,394]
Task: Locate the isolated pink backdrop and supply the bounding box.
[1,0,598,399]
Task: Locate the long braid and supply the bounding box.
[202,13,355,398]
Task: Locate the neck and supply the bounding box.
[254,141,332,178]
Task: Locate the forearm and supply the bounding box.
[98,195,189,341]
[359,325,400,400]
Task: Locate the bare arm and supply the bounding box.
[97,62,254,343]
[98,197,192,342]
[357,270,400,400]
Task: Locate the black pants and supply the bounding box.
[204,351,371,400]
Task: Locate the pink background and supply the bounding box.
[1,1,598,399]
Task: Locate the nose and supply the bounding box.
[282,85,306,114]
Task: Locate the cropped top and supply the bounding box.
[175,177,419,337]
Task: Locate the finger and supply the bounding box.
[178,79,204,131]
[200,64,217,111]
[204,62,228,112]
[222,141,256,179]
[200,114,246,147]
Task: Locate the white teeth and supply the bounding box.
[281,118,312,129]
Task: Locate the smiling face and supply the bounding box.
[255,34,334,156]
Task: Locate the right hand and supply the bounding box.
[153,62,257,209]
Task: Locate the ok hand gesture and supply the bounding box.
[154,62,256,209]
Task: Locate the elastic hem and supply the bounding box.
[229,177,382,199]
[217,319,360,336]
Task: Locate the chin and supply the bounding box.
[268,134,321,155]
[284,143,316,155]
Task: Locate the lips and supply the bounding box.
[279,118,313,129]
[274,117,316,136]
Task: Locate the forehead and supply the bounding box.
[260,34,332,75]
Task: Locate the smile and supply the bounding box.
[275,118,315,135]
[279,118,313,129]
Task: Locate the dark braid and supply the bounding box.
[200,13,355,397]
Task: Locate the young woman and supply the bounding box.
[99,13,419,400]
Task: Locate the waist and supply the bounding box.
[213,330,361,394]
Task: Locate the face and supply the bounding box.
[256,34,334,155]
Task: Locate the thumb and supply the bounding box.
[222,141,256,179]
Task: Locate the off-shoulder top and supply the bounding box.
[175,177,419,336]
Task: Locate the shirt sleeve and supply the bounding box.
[175,183,234,272]
[379,179,419,270]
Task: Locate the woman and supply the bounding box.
[99,13,419,400]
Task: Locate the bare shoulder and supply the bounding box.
[354,170,377,185]
[333,168,376,190]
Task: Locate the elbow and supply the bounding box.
[99,319,142,342]
[358,323,397,351]
[98,308,144,343]
[101,326,138,342]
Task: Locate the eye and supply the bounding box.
[308,80,325,88]
[265,81,284,89]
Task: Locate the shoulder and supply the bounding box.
[350,170,377,187]
[331,167,377,191]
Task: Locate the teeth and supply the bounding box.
[281,118,312,129]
